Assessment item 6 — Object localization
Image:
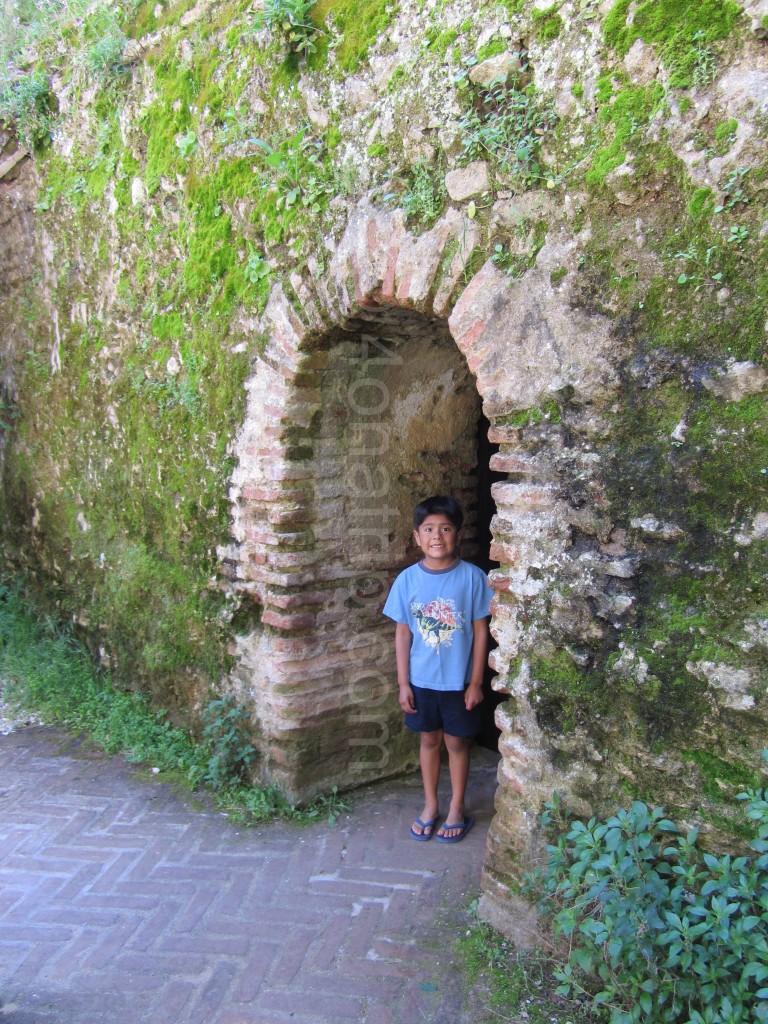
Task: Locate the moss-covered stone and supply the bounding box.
[604,0,742,88]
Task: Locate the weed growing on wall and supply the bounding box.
[201,695,256,789]
[257,0,322,56]
[456,73,557,189]
[250,127,338,245]
[399,160,447,227]
[0,70,56,149]
[525,784,768,1023]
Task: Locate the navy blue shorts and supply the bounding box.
[405,684,482,737]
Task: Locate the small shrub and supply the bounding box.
[201,695,256,789]
[400,160,446,227]
[525,780,768,1023]
[0,70,56,149]
[257,0,321,56]
[457,76,556,187]
[85,30,129,81]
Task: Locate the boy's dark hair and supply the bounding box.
[412,495,464,530]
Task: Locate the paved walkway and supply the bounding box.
[0,727,501,1024]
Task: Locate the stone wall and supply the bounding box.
[0,138,37,471]
[1,0,767,943]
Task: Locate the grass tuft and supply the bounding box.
[0,580,349,826]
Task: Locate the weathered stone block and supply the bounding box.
[444,161,490,201]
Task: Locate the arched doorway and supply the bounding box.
[226,298,499,799]
[224,201,502,801]
[224,194,618,940]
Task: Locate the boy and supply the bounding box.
[382,496,493,843]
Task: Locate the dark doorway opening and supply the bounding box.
[472,414,507,752]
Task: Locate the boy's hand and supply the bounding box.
[399,684,416,714]
[465,682,484,711]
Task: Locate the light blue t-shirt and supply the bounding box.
[382,560,492,692]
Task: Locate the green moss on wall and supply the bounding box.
[687,186,716,221]
[498,399,562,428]
[531,651,608,734]
[604,0,742,88]
[585,83,665,187]
[713,117,738,155]
[532,5,564,43]
[477,37,508,62]
[0,0,279,694]
[681,750,762,801]
[310,0,400,72]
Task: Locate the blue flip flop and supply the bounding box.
[436,817,475,844]
[409,817,438,842]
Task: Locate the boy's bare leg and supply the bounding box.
[438,734,471,839]
[413,730,442,837]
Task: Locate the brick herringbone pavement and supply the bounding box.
[0,728,500,1024]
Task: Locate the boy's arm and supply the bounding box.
[465,618,489,710]
[395,622,416,713]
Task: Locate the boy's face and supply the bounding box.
[413,514,461,569]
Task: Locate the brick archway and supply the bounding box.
[221,195,619,941]
[222,201,488,800]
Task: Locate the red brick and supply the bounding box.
[245,528,279,545]
[266,590,328,610]
[488,571,513,593]
[487,424,524,444]
[262,609,317,631]
[489,541,520,566]
[488,452,540,475]
[491,481,558,511]
[240,486,283,502]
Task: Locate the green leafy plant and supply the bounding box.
[525,777,768,1023]
[715,168,750,213]
[175,129,198,159]
[251,128,329,211]
[215,105,262,149]
[728,225,749,246]
[456,75,556,187]
[201,695,256,789]
[257,0,322,56]
[244,245,271,285]
[400,160,447,227]
[672,241,722,290]
[249,127,335,243]
[0,69,56,149]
